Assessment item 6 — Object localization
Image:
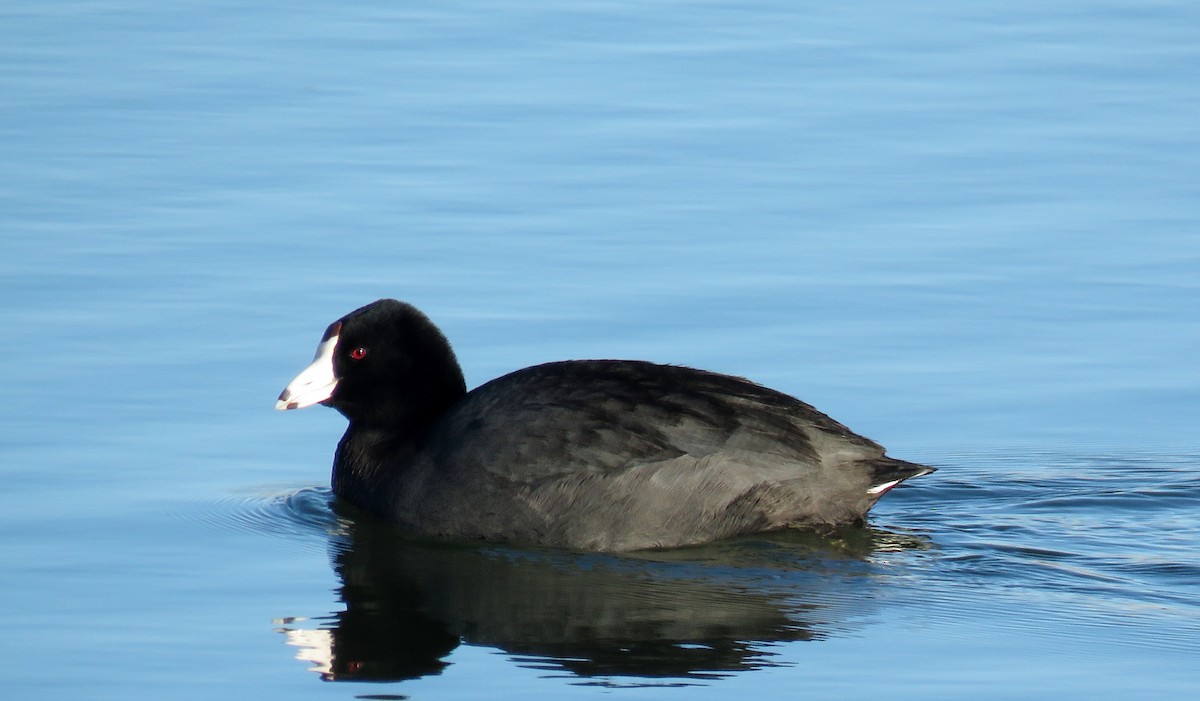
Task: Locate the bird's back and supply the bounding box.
[383,360,926,550]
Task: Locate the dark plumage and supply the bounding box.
[277,299,933,551]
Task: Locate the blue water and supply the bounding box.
[3,1,1198,698]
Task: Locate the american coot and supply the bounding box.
[277,299,934,551]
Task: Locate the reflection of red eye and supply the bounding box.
[349,347,367,360]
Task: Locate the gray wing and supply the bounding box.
[428,359,887,483]
[394,360,907,549]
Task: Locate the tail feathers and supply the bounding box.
[865,457,935,496]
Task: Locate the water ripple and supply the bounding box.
[890,451,1200,654]
[198,484,349,551]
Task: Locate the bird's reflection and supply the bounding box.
[277,507,929,684]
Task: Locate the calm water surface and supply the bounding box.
[2,1,1198,699]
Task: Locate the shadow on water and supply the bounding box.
[259,489,930,685]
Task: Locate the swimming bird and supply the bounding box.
[276,299,933,551]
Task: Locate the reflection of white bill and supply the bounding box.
[280,626,334,679]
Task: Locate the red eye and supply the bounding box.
[349,347,367,360]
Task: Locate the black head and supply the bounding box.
[277,299,467,430]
